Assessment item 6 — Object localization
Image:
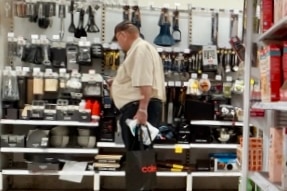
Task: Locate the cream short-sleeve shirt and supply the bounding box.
[111,38,166,110]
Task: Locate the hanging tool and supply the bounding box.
[230,13,239,38]
[154,8,175,47]
[123,5,130,21]
[59,4,65,40]
[74,9,87,38]
[86,5,100,33]
[211,12,219,46]
[172,9,181,42]
[68,0,76,33]
[131,5,144,39]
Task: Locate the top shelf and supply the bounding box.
[258,16,287,42]
[190,120,247,126]
[252,102,287,111]
[0,119,99,127]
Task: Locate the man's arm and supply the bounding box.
[138,86,153,111]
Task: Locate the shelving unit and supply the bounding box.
[249,172,284,191]
[0,119,99,127]
[0,147,99,154]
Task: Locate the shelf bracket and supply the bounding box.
[93,173,100,191]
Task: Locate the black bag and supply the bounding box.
[125,126,157,191]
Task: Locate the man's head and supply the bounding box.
[113,21,140,52]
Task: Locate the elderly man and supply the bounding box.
[110,20,166,151]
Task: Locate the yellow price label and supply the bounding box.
[172,164,184,169]
[174,145,183,154]
[171,168,182,172]
[250,78,255,85]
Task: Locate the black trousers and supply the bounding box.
[119,98,162,151]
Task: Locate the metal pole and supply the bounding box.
[241,0,254,190]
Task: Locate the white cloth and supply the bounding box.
[126,119,159,145]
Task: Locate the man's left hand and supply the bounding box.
[133,109,148,125]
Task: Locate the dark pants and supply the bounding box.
[119,98,162,151]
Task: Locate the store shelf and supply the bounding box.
[97,142,190,149]
[192,171,241,177]
[249,172,286,191]
[258,16,287,41]
[2,169,94,176]
[190,120,246,126]
[190,144,238,149]
[1,147,99,154]
[0,119,99,127]
[99,171,188,177]
[252,102,287,111]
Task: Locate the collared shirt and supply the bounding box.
[111,38,166,109]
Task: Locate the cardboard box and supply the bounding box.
[261,0,273,32]
[274,0,287,23]
[269,128,283,182]
[259,45,282,102]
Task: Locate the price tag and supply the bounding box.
[171,168,181,172]
[7,32,14,38]
[183,82,189,87]
[52,35,60,40]
[33,68,41,73]
[15,66,22,72]
[172,164,183,169]
[164,82,168,86]
[174,145,183,154]
[45,69,53,73]
[31,34,39,39]
[59,68,66,73]
[23,67,30,72]
[173,47,180,52]
[168,81,175,87]
[89,70,96,74]
[175,81,181,87]
[183,49,190,54]
[157,48,163,52]
[165,47,172,52]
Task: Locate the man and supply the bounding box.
[110,20,166,151]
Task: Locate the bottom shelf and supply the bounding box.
[2,169,94,176]
[248,172,286,191]
[1,170,241,177]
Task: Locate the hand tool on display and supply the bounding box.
[211,12,219,46]
[123,5,130,21]
[217,49,225,79]
[230,14,239,38]
[154,8,175,47]
[38,3,49,29]
[59,4,66,40]
[131,6,144,39]
[86,5,100,33]
[74,9,87,38]
[167,87,174,124]
[225,50,231,73]
[68,0,76,33]
[172,9,181,42]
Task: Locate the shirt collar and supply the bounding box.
[127,38,142,55]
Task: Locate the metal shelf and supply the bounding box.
[249,172,286,191]
[190,120,246,126]
[0,119,99,127]
[192,171,241,177]
[99,171,188,177]
[190,144,238,149]
[252,102,287,111]
[2,169,94,176]
[97,142,237,149]
[258,16,287,41]
[1,147,99,154]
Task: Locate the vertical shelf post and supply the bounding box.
[241,0,255,190]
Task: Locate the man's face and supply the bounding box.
[116,31,128,51]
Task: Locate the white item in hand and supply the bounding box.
[126,119,159,145]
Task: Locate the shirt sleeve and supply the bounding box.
[131,45,154,87]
